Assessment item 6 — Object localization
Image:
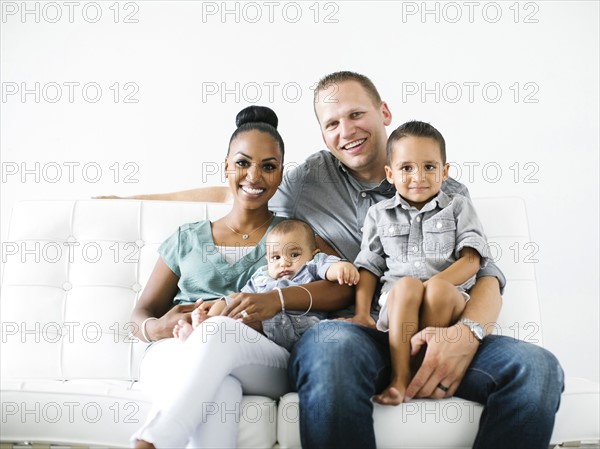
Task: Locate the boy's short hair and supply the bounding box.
[313,71,382,109]
[386,120,447,164]
[268,219,317,252]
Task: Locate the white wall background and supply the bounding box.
[2,1,598,382]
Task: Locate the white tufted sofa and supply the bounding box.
[1,198,598,448]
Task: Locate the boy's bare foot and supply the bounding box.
[173,319,193,341]
[133,439,155,449]
[373,384,406,406]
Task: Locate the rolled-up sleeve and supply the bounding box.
[452,196,507,292]
[354,207,387,277]
[477,260,506,293]
[269,163,306,218]
[454,195,489,268]
[310,253,343,280]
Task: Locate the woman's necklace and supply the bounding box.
[224,213,274,240]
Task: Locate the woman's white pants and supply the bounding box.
[131,316,290,448]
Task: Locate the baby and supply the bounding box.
[174,219,359,350]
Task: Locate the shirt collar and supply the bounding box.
[335,157,348,174]
[335,158,395,195]
[385,189,451,211]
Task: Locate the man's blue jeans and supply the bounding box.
[289,320,564,449]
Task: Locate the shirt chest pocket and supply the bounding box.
[379,223,411,257]
[423,218,457,259]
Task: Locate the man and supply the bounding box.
[104,71,564,448]
[271,72,563,449]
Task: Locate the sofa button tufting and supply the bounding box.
[63,282,72,291]
[132,283,142,292]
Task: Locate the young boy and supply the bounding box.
[174,219,359,350]
[351,120,489,405]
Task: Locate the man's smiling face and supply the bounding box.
[315,80,392,182]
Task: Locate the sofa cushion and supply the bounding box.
[1,198,598,448]
[1,379,277,448]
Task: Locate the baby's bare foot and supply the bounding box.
[173,320,193,341]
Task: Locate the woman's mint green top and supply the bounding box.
[159,216,286,304]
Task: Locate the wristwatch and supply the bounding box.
[458,318,485,343]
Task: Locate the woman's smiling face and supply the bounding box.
[225,129,283,209]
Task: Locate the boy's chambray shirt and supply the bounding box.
[354,190,489,295]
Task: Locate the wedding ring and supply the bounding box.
[437,383,449,392]
[240,310,249,318]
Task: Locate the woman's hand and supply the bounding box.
[147,300,204,341]
[221,291,280,324]
[220,281,354,325]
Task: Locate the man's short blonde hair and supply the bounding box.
[313,71,382,109]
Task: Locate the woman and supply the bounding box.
[131,106,352,448]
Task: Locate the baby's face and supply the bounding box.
[266,231,316,280]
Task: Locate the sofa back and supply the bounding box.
[0,198,542,382]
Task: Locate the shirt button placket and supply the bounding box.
[410,214,424,278]
[357,192,371,238]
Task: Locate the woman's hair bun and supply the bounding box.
[235,106,279,129]
[228,105,285,158]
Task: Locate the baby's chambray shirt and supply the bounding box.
[354,190,489,295]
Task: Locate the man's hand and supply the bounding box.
[92,187,232,202]
[405,323,480,400]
